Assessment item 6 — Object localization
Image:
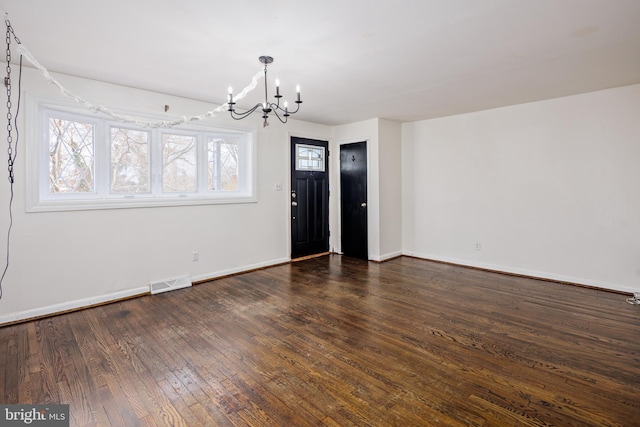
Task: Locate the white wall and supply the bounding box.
[378,119,403,260]
[0,68,330,323]
[402,84,640,293]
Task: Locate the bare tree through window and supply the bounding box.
[49,118,95,193]
[162,133,197,192]
[208,137,239,191]
[111,128,150,193]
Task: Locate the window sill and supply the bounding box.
[26,194,258,213]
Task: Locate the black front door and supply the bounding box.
[340,141,368,260]
[291,137,329,259]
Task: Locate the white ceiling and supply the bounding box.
[2,0,640,125]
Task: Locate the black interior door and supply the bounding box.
[291,137,329,259]
[340,141,368,260]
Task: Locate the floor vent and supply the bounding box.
[150,276,192,295]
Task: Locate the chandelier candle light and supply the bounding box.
[228,56,302,127]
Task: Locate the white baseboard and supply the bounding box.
[191,257,290,283]
[0,257,291,326]
[403,251,638,294]
[0,286,149,325]
[370,251,403,262]
[7,253,628,326]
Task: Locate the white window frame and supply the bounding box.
[26,94,257,212]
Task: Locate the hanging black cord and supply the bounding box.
[0,18,22,300]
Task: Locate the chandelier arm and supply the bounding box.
[230,103,263,119]
[272,96,281,110]
[277,101,301,116]
[269,106,289,124]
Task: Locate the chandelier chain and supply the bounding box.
[1,16,21,300]
[5,18,16,183]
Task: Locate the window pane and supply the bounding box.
[162,133,197,193]
[110,128,150,193]
[49,118,95,193]
[208,137,239,191]
[296,144,325,171]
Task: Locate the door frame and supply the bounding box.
[289,135,330,260]
[337,139,370,259]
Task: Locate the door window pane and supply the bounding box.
[296,144,325,172]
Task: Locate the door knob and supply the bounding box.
[361,202,367,207]
[292,201,298,207]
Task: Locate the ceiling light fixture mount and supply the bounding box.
[227,56,302,127]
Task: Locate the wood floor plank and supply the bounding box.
[1,325,18,403]
[2,255,639,426]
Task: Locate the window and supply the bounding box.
[162,133,197,193]
[28,97,256,211]
[110,127,150,194]
[49,117,95,193]
[208,136,239,191]
[296,144,325,171]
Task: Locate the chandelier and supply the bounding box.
[227,56,302,127]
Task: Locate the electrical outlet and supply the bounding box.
[475,242,482,251]
[275,183,283,191]
[192,251,199,262]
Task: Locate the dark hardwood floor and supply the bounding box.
[1,255,639,426]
